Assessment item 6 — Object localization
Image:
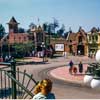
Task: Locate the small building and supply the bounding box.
[66,27,88,55]
[87,27,100,57]
[7,17,29,44]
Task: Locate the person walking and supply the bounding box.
[78,61,83,73]
[33,79,55,99]
[69,60,74,74]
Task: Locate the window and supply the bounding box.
[92,36,94,41]
[95,35,98,41]
[89,36,91,41]
[78,36,82,43]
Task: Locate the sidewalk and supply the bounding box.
[50,64,88,85]
[49,55,95,85]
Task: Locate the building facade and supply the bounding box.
[66,27,88,55]
[87,27,100,57]
[7,17,29,44]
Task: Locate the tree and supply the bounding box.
[42,23,48,32]
[0,24,5,40]
[57,24,65,37]
[13,41,35,58]
[47,18,59,34]
[18,27,25,33]
[27,22,36,34]
[29,22,36,29]
[53,18,59,32]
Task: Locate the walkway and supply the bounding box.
[50,64,88,85]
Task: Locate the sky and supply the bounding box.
[0,0,100,32]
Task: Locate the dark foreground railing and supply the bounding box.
[0,60,38,99]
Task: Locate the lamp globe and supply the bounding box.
[95,50,100,62]
[84,75,93,86]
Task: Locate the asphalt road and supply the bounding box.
[17,56,100,99]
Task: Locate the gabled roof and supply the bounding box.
[8,17,19,24]
[67,32,76,41]
[37,25,42,30]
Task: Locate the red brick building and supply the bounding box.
[7,17,29,44]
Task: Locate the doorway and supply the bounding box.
[77,45,84,55]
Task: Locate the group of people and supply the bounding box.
[69,60,83,74]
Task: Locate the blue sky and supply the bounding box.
[0,0,100,32]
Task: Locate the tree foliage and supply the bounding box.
[0,24,5,39]
[13,41,34,58]
[18,27,25,33]
[57,24,65,37]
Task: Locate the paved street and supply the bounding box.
[14,55,100,99]
[1,55,100,99]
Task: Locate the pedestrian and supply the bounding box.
[63,51,67,58]
[69,60,74,74]
[78,61,83,73]
[33,79,55,99]
[5,55,9,62]
[73,66,77,74]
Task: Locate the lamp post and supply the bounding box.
[41,42,45,62]
[90,50,100,89]
[84,50,100,89]
[83,65,94,86]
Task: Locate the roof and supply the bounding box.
[67,32,76,41]
[8,17,19,24]
[37,25,42,31]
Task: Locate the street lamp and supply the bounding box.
[90,50,100,89]
[84,50,100,89]
[41,42,45,62]
[83,65,94,86]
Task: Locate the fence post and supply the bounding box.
[11,59,16,99]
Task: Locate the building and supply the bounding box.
[30,25,46,52]
[87,27,100,57]
[7,17,29,44]
[66,27,88,55]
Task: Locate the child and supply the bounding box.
[33,79,55,99]
[73,66,77,74]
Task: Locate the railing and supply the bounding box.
[0,60,38,99]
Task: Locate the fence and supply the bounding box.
[0,60,38,99]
